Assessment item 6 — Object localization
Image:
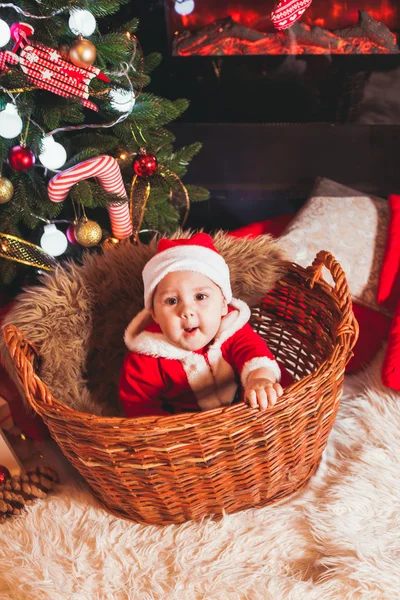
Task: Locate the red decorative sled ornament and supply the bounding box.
[0,23,109,112]
[271,0,313,31]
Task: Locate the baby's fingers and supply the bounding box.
[266,386,277,407]
[246,389,258,409]
[256,388,269,411]
[274,383,284,398]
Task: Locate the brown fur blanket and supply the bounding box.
[0,231,286,416]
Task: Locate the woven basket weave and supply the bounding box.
[2,251,358,525]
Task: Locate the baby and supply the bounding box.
[119,233,283,417]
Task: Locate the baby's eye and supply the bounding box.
[165,297,178,305]
[195,293,207,301]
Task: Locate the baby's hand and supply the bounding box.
[244,378,284,411]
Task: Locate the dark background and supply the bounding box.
[107,2,400,232]
[117,1,400,124]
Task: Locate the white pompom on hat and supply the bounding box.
[143,233,232,310]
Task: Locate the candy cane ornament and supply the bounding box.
[48,155,133,239]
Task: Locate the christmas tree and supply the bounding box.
[0,1,208,289]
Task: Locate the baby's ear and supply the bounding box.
[150,307,158,323]
[221,298,228,316]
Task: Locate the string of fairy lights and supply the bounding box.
[0,5,149,264]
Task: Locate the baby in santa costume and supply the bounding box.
[119,233,283,417]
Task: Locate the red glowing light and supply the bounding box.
[168,0,399,55]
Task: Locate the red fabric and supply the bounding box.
[229,214,294,240]
[377,195,400,389]
[157,232,220,254]
[382,298,400,390]
[377,194,400,313]
[346,303,391,373]
[0,300,49,440]
[119,318,278,418]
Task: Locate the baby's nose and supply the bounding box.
[180,303,195,318]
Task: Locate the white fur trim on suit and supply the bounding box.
[211,298,250,348]
[181,354,226,411]
[240,357,281,388]
[142,245,233,310]
[124,309,153,351]
[205,346,238,408]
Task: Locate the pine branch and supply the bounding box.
[120,18,139,36]
[0,259,18,285]
[95,33,132,68]
[159,142,202,176]
[86,0,130,18]
[185,185,210,202]
[63,148,106,169]
[70,180,94,208]
[144,53,163,74]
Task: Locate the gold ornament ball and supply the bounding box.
[0,177,14,204]
[75,220,103,247]
[69,37,96,68]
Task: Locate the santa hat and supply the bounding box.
[143,233,232,310]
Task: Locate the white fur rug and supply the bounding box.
[1,351,400,600]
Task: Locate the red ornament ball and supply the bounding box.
[66,223,79,245]
[0,465,10,485]
[132,152,158,178]
[8,145,36,172]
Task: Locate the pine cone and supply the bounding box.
[0,466,58,524]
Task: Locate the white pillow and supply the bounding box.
[280,178,390,314]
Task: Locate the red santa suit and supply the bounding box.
[119,298,281,418]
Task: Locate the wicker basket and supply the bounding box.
[2,251,358,525]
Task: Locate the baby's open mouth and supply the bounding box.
[184,327,198,334]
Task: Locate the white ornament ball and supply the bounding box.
[40,224,68,257]
[0,19,11,47]
[174,0,195,16]
[69,9,97,37]
[0,104,23,139]
[39,135,67,170]
[109,88,136,113]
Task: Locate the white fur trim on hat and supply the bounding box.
[142,245,232,310]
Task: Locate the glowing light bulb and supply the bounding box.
[0,104,23,139]
[0,19,11,47]
[38,135,67,170]
[109,88,136,113]
[40,224,68,257]
[69,9,96,36]
[174,0,195,16]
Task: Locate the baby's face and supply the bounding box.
[151,271,228,351]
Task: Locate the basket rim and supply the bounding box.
[2,250,357,432]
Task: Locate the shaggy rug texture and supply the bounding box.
[0,351,399,600]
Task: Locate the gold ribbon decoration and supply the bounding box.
[129,175,151,243]
[0,233,57,271]
[128,168,190,243]
[158,166,190,228]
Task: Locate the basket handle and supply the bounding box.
[307,250,359,357]
[2,323,57,411]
